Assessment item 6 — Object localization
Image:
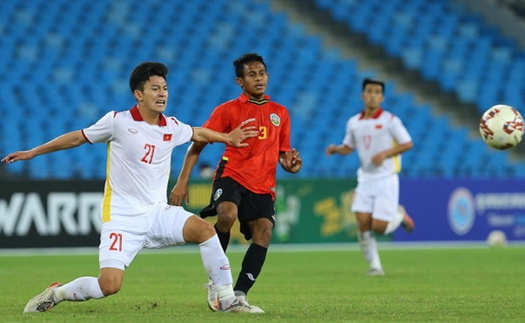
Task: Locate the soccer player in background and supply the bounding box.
[171,53,302,313]
[1,62,262,313]
[325,78,414,276]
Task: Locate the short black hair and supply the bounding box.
[129,62,168,93]
[362,78,385,93]
[233,52,267,77]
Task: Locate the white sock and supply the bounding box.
[359,231,382,270]
[200,235,234,287]
[384,207,404,235]
[53,277,105,303]
[359,231,372,262]
[368,235,382,270]
[200,235,235,307]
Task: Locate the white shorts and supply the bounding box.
[351,174,399,222]
[99,203,194,270]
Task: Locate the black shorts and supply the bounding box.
[200,177,275,240]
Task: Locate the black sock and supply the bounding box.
[234,243,267,294]
[214,223,230,252]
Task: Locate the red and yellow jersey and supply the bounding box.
[204,93,292,197]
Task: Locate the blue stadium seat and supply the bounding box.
[1,0,521,180]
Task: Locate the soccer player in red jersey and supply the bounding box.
[172,53,302,312]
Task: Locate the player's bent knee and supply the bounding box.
[199,220,216,240]
[183,216,215,243]
[216,202,238,227]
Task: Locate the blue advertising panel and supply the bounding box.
[394,179,525,242]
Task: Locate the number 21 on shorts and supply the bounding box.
[109,232,123,251]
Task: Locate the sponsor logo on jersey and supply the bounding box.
[128,128,138,134]
[270,113,280,126]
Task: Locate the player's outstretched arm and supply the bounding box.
[1,130,88,164]
[191,119,258,147]
[279,149,302,173]
[325,144,353,156]
[171,120,258,206]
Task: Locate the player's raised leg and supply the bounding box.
[398,205,415,233]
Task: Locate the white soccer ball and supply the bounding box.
[487,230,507,247]
[479,104,524,150]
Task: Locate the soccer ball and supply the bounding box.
[479,104,524,150]
[487,230,507,248]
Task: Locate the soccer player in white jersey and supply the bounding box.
[1,62,263,313]
[325,78,414,276]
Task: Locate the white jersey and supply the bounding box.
[82,106,193,221]
[342,108,411,182]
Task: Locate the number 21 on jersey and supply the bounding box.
[141,144,155,164]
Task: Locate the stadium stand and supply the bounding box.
[0,0,523,180]
[310,0,524,177]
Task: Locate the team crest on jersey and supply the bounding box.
[270,113,280,126]
[213,188,223,201]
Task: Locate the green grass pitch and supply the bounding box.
[1,245,524,322]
